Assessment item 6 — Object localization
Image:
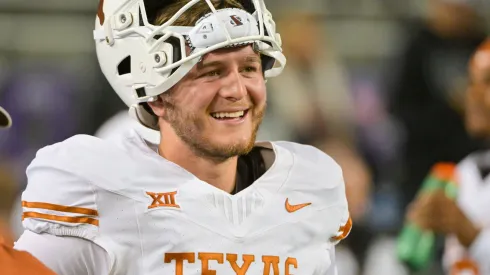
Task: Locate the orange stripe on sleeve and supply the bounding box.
[22,201,98,216]
[22,212,99,226]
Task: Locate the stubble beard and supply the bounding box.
[163,103,265,163]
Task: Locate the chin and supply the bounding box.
[222,138,254,150]
[215,135,255,155]
[204,121,261,157]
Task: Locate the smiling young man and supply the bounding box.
[13,0,351,274]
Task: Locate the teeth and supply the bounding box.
[211,110,245,118]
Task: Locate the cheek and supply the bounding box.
[246,79,266,105]
[178,84,216,111]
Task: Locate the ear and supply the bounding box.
[147,96,166,117]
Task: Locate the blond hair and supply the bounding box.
[154,0,244,26]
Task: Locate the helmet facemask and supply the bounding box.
[94,0,286,129]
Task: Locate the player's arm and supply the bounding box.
[13,144,111,275]
[15,230,109,275]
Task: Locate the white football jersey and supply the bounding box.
[444,151,490,275]
[21,130,351,275]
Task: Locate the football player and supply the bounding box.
[0,107,55,274]
[407,39,490,275]
[13,0,351,274]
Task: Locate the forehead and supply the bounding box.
[199,45,259,63]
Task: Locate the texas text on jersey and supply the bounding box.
[18,130,351,274]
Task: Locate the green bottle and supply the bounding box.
[444,173,458,200]
[397,162,457,271]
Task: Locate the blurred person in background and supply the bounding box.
[407,38,490,275]
[388,0,487,213]
[0,107,55,274]
[262,9,373,275]
[263,10,356,145]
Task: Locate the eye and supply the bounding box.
[242,66,258,73]
[201,70,220,78]
[207,71,220,76]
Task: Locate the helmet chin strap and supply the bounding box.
[129,104,159,130]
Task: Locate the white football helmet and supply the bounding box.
[94,0,286,129]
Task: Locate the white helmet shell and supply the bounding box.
[94,0,286,130]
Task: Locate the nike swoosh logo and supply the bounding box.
[285,198,311,213]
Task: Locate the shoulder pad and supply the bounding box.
[274,141,343,189]
[272,141,351,244]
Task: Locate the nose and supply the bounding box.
[218,70,247,102]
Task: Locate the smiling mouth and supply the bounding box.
[210,109,249,120]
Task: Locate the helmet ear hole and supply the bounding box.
[118,55,132,75]
[261,55,275,72]
[136,87,147,98]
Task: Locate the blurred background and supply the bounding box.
[1,0,490,274]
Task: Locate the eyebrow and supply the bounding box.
[197,55,262,70]
[244,55,261,64]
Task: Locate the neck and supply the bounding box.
[158,128,238,193]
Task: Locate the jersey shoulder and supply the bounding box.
[31,132,137,169]
[32,134,99,163]
[29,130,157,190]
[22,135,103,240]
[22,131,185,242]
[272,141,343,188]
[271,141,351,243]
[22,132,144,241]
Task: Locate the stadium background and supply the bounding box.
[1,0,489,274]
